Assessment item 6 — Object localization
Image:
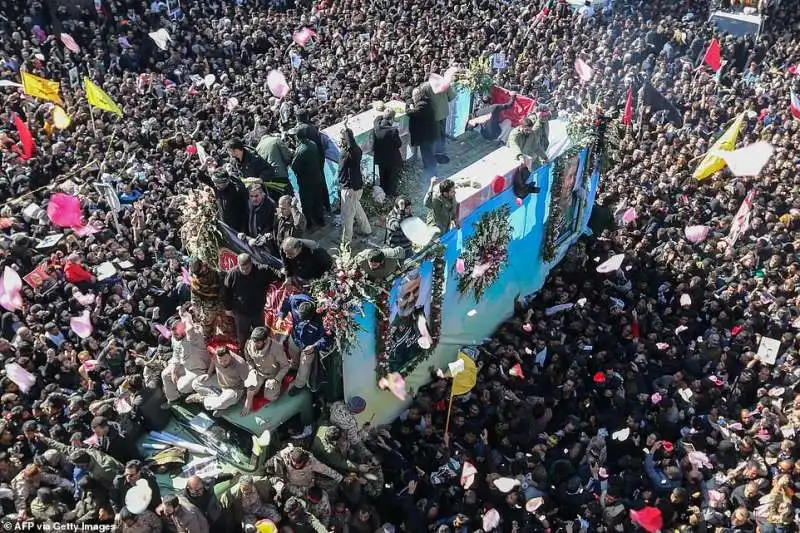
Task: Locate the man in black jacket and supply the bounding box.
[228,138,275,183]
[184,474,234,533]
[372,109,403,197]
[89,416,139,464]
[110,460,161,514]
[210,169,249,233]
[242,183,277,240]
[281,237,333,284]
[223,253,277,348]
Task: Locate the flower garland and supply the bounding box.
[456,205,512,302]
[541,105,617,261]
[310,263,383,356]
[375,245,445,381]
[180,188,225,265]
[567,104,620,176]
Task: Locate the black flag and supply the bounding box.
[219,222,284,270]
[641,83,683,127]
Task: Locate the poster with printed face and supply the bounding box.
[166,0,182,19]
[386,261,434,373]
[756,336,780,365]
[555,153,583,240]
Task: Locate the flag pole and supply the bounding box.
[443,384,456,446]
[88,105,98,138]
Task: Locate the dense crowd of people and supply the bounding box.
[1,0,800,532]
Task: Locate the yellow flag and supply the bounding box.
[693,113,744,181]
[21,71,63,105]
[451,351,477,396]
[52,106,71,129]
[83,77,123,116]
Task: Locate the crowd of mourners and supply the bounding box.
[2,0,800,531]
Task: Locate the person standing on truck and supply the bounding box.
[223,253,277,349]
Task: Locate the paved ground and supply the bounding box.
[307,130,501,260]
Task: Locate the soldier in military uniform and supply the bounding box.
[241,327,291,416]
[304,486,332,528]
[219,474,280,533]
[328,396,373,460]
[267,446,343,501]
[189,258,234,338]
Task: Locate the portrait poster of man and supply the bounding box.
[555,153,583,239]
[386,261,434,373]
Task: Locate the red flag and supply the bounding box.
[791,89,800,120]
[13,114,34,161]
[703,39,722,72]
[622,87,633,125]
[509,363,524,378]
[490,87,535,127]
[630,507,663,533]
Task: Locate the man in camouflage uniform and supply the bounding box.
[328,396,372,459]
[267,446,343,500]
[311,426,382,505]
[219,474,280,533]
[311,426,361,475]
[304,486,332,528]
[10,464,72,519]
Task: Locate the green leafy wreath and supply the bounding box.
[456,205,513,302]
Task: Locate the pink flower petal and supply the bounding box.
[70,310,93,339]
[0,266,23,311]
[47,193,83,228]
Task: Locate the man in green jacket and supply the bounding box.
[352,247,405,281]
[424,177,458,235]
[310,425,360,475]
[507,104,551,168]
[429,81,456,162]
[38,435,123,491]
[255,132,294,202]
